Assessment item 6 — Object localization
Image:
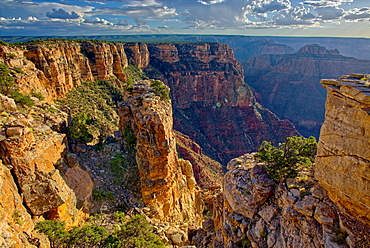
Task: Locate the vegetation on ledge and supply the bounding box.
[35,213,165,248]
[255,136,317,182]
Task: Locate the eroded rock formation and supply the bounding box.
[0,101,93,247]
[316,73,370,225]
[146,42,298,164]
[198,154,370,248]
[118,80,203,227]
[243,44,370,138]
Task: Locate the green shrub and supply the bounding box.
[12,67,24,74]
[126,77,133,91]
[36,220,108,247]
[67,113,94,143]
[58,80,124,144]
[110,154,127,184]
[111,215,165,248]
[124,126,136,149]
[10,91,35,107]
[31,89,45,100]
[113,211,126,222]
[67,224,108,247]
[36,215,164,248]
[93,189,107,201]
[0,63,16,96]
[236,236,251,248]
[150,80,170,101]
[35,220,67,247]
[255,136,317,182]
[0,40,8,46]
[6,53,16,59]
[122,65,147,82]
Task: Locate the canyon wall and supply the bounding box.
[243,44,370,138]
[1,40,298,166]
[145,42,298,164]
[316,74,370,225]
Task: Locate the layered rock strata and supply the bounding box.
[0,101,93,247]
[1,41,299,165]
[316,73,370,225]
[198,154,370,248]
[243,44,370,138]
[0,41,149,100]
[118,80,203,226]
[146,42,298,164]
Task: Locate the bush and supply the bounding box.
[31,89,45,100]
[36,220,108,247]
[111,215,165,248]
[124,126,136,149]
[12,67,24,74]
[110,154,127,184]
[10,90,35,107]
[36,215,164,248]
[35,220,67,247]
[67,224,108,247]
[150,80,170,101]
[67,113,94,143]
[255,136,317,182]
[0,63,16,96]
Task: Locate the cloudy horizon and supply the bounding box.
[1,0,369,38]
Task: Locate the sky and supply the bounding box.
[1,0,370,37]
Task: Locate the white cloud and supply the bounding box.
[84,17,113,25]
[197,0,225,5]
[46,8,80,19]
[243,0,292,14]
[316,6,344,20]
[272,5,316,25]
[95,0,178,20]
[344,7,370,20]
[303,0,353,7]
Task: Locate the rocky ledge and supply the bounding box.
[196,154,370,248]
[317,73,370,225]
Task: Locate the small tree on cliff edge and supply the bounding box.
[255,136,317,182]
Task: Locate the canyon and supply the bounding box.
[243,44,370,138]
[0,39,369,248]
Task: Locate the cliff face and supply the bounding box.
[316,74,370,225]
[0,41,149,100]
[0,101,93,247]
[118,80,202,227]
[1,41,299,165]
[198,154,370,248]
[146,43,298,164]
[243,44,370,138]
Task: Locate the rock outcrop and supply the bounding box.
[0,102,93,247]
[118,80,203,228]
[316,73,370,225]
[2,40,299,165]
[199,154,370,248]
[243,44,370,138]
[0,41,149,100]
[146,42,298,164]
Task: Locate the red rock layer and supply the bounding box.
[146,43,299,164]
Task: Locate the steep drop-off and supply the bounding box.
[316,74,370,225]
[243,44,370,138]
[1,40,298,165]
[118,80,203,227]
[196,154,370,248]
[145,42,298,165]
